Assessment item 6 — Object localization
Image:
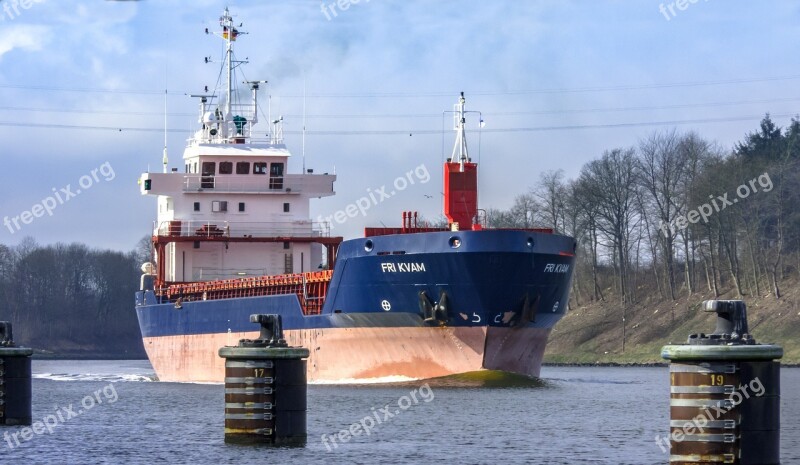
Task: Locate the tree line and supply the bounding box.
[0,238,149,357]
[487,115,800,319]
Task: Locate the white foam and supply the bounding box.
[33,373,156,383]
[121,375,419,386]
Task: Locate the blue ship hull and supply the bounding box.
[135,230,576,382]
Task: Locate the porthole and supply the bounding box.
[449,236,462,249]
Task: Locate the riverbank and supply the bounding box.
[544,279,800,365]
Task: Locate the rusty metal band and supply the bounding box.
[224,427,273,435]
[225,361,275,369]
[224,377,274,384]
[670,419,737,429]
[669,399,734,409]
[676,433,736,443]
[225,413,274,420]
[669,364,737,374]
[670,385,735,395]
[669,453,735,464]
[225,387,273,395]
[225,402,273,410]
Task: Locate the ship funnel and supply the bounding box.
[444,93,478,230]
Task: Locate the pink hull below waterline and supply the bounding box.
[142,326,552,384]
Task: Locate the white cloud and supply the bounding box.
[0,24,50,59]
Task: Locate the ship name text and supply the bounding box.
[381,262,427,273]
[544,264,570,273]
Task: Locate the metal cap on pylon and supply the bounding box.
[662,300,783,362]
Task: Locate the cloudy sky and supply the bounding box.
[1,0,799,251]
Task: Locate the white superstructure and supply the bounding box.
[140,8,336,285]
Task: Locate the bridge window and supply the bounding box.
[219,162,233,174]
[253,162,268,175]
[236,162,250,174]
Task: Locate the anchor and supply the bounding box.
[419,290,450,325]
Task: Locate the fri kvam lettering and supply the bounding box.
[544,264,570,273]
[381,263,427,273]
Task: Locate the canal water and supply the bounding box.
[3,361,797,464]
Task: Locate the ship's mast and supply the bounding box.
[194,8,266,145]
[162,80,168,173]
[222,7,234,121]
[451,92,469,172]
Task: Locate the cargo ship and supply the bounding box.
[135,8,576,383]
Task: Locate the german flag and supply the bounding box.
[223,26,239,41]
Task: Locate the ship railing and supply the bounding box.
[188,119,253,143]
[154,220,331,238]
[187,133,284,146]
[192,267,269,281]
[157,269,334,315]
[187,113,284,145]
[228,103,256,121]
[177,263,337,283]
[182,175,303,193]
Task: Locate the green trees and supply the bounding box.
[490,116,799,335]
